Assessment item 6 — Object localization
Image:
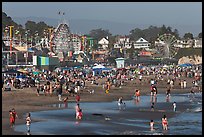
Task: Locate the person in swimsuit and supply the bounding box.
[75,94,80,103]
[162,115,168,130]
[173,102,176,112]
[135,89,140,101]
[11,108,18,127]
[9,110,14,128]
[151,102,154,111]
[26,112,31,135]
[150,120,154,131]
[76,109,83,120]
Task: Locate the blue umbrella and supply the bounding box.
[178,63,192,67]
[16,75,26,79]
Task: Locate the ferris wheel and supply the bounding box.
[157,33,178,58]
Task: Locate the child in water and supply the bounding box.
[26,112,31,135]
[150,120,154,131]
[134,89,140,100]
[76,109,83,120]
[151,102,154,111]
[173,102,176,112]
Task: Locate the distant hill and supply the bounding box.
[12,16,202,37]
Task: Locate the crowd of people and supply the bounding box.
[3,63,202,134]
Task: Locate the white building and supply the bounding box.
[194,38,202,48]
[98,37,109,50]
[133,37,150,49]
[114,36,131,49]
[175,39,193,48]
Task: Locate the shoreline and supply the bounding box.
[2,77,200,135]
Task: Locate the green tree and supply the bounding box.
[198,32,202,38]
[88,28,112,42]
[159,25,167,35]
[129,28,144,41]
[173,29,180,39]
[183,32,194,39]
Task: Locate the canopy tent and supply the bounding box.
[92,64,111,76]
[17,69,29,74]
[92,64,105,69]
[163,64,169,68]
[16,75,26,79]
[2,69,19,74]
[178,63,193,67]
[32,71,41,75]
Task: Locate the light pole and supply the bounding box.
[4,26,9,40]
[8,26,14,56]
[48,28,53,51]
[25,29,30,65]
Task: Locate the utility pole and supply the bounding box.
[48,28,53,52]
[8,26,14,56]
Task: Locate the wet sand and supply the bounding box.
[2,76,198,135]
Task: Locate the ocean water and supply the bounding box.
[14,93,202,135]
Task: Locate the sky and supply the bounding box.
[2,2,202,25]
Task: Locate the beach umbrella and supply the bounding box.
[178,63,192,67]
[92,64,105,69]
[17,69,29,74]
[163,65,168,68]
[33,71,40,75]
[16,75,26,79]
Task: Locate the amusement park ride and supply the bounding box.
[157,33,178,59]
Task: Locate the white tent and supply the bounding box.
[92,64,105,69]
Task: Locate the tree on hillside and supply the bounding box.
[88,28,112,50]
[198,32,202,38]
[129,28,145,41]
[88,28,112,41]
[183,32,194,39]
[173,29,180,39]
[159,25,168,35]
[107,35,116,50]
[2,12,21,36]
[36,21,53,38]
[25,20,37,37]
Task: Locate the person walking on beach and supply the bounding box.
[26,112,31,135]
[36,83,40,96]
[150,120,154,131]
[9,108,18,128]
[173,102,176,112]
[106,80,111,93]
[75,103,80,113]
[9,110,14,128]
[63,96,69,108]
[180,80,184,89]
[134,89,140,101]
[170,79,174,89]
[162,115,168,130]
[183,80,187,89]
[151,102,155,111]
[57,82,63,101]
[76,94,80,103]
[75,103,81,119]
[166,87,171,97]
[118,97,125,110]
[139,75,142,84]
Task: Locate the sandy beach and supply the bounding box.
[2,76,198,135]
